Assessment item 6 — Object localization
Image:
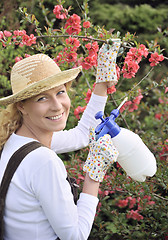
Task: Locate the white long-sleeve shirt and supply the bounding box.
[0,93,107,240]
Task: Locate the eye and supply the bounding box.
[57,90,65,96]
[37,96,47,102]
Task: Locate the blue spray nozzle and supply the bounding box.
[95,97,128,140]
[95,109,121,139]
[95,111,104,121]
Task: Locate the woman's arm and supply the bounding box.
[82,173,100,197]
[31,148,99,240]
[51,39,121,153]
[93,82,108,97]
[51,85,108,153]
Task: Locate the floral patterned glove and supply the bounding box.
[96,39,121,87]
[83,127,119,182]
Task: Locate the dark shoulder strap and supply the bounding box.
[0,141,42,240]
[0,148,3,160]
[0,141,42,198]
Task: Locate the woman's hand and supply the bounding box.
[83,127,119,182]
[93,39,121,96]
[96,39,121,87]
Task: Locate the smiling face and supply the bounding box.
[17,84,71,140]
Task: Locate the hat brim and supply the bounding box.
[0,66,82,106]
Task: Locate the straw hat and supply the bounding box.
[0,54,82,106]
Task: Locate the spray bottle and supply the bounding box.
[95,97,157,182]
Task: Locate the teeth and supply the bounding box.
[48,114,62,120]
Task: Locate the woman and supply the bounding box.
[0,41,120,240]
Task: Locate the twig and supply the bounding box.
[75,0,83,14]
[115,67,154,102]
[115,187,168,201]
[81,70,91,89]
[36,34,107,43]
[128,67,154,94]
[35,34,168,60]
[153,193,168,201]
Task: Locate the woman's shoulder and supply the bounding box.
[6,133,57,161]
[4,133,63,172]
[25,144,59,165]
[18,143,65,181]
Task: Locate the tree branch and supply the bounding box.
[35,34,168,60]
[153,193,168,201]
[36,34,107,43]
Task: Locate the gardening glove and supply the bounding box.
[96,39,121,87]
[83,127,119,182]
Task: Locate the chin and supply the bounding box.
[55,123,67,132]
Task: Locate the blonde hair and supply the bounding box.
[0,103,23,151]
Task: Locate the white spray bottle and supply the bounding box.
[95,98,157,182]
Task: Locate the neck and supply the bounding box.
[16,123,53,148]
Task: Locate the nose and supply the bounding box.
[50,96,62,111]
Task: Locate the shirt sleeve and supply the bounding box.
[51,93,107,153]
[30,147,99,240]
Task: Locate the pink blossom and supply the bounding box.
[139,44,149,58]
[120,101,132,113]
[133,89,143,105]
[97,202,102,213]
[24,54,31,58]
[127,197,137,209]
[103,190,110,196]
[74,106,86,119]
[159,97,164,104]
[126,210,143,221]
[65,37,80,51]
[120,90,143,113]
[53,5,68,19]
[76,174,84,185]
[99,33,104,38]
[116,64,120,80]
[116,199,128,208]
[65,51,77,63]
[128,104,138,112]
[125,45,148,63]
[122,45,148,79]
[3,30,12,37]
[159,139,168,161]
[13,30,26,36]
[155,113,162,120]
[73,57,84,68]
[125,47,142,63]
[143,195,155,206]
[81,54,97,70]
[0,31,3,39]
[84,89,92,103]
[65,14,81,35]
[98,188,103,195]
[83,21,91,28]
[15,56,23,63]
[13,30,27,45]
[22,34,36,46]
[53,52,65,65]
[85,41,99,56]
[149,52,164,66]
[107,85,116,94]
[122,60,140,79]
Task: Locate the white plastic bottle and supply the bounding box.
[112,127,157,182]
[95,106,157,182]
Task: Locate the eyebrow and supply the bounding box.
[36,86,65,97]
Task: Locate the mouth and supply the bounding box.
[46,113,64,120]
